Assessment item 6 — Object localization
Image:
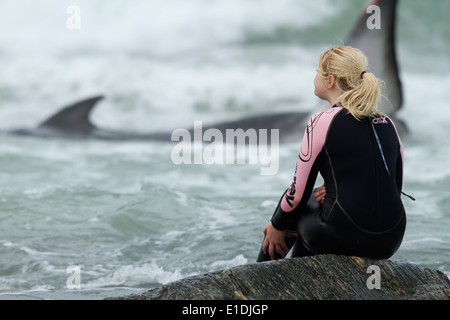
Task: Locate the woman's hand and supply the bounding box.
[262,222,288,260]
[313,184,326,204]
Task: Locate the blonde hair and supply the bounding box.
[318,46,383,119]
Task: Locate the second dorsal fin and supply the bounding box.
[39,95,104,132]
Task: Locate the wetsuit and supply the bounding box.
[257,105,406,261]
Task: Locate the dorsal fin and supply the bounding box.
[39,96,104,131]
[346,0,402,116]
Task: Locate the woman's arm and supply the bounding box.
[271,107,342,230]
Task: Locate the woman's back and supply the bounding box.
[320,109,404,233]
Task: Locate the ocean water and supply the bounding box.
[0,0,449,300]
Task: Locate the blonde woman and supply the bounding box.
[257,46,407,261]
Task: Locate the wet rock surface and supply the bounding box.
[109,255,450,300]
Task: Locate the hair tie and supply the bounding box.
[360,71,366,79]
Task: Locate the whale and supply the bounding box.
[5,0,404,143]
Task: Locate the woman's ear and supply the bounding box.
[327,75,336,89]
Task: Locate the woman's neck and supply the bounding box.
[326,89,342,107]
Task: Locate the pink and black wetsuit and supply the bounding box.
[257,105,406,261]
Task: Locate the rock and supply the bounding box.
[111,255,450,300]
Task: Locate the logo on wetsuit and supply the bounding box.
[285,176,297,207]
[372,116,388,125]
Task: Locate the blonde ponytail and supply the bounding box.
[318,46,383,119]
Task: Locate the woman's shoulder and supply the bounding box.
[305,106,344,139]
[308,105,343,125]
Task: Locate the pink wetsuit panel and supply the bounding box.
[281,107,342,212]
